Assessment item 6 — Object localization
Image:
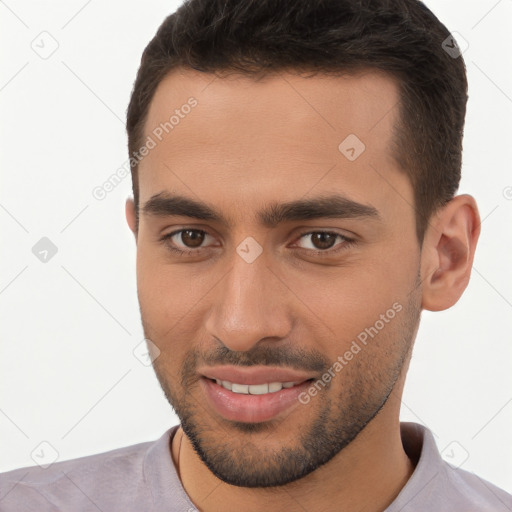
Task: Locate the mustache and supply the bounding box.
[204,344,328,370]
[181,342,330,387]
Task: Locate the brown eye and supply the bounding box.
[163,229,214,253]
[295,231,344,251]
[180,229,205,248]
[309,232,338,250]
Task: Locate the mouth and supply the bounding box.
[199,364,316,386]
[204,377,313,395]
[200,376,315,423]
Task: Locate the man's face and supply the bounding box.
[133,68,423,487]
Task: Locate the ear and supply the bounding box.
[420,194,480,311]
[125,198,138,241]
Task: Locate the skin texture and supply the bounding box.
[126,68,480,512]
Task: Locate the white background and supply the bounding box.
[1,0,511,496]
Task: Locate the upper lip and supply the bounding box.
[199,365,315,385]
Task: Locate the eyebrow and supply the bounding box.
[141,192,381,227]
[260,195,381,226]
[142,192,222,222]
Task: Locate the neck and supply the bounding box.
[171,401,414,512]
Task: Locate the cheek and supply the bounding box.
[136,246,216,360]
[288,251,417,350]
[136,251,189,328]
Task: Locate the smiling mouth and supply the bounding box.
[204,377,314,395]
[201,375,316,423]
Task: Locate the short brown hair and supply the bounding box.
[126,0,468,241]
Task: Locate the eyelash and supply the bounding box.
[293,230,356,256]
[161,230,209,257]
[160,229,356,257]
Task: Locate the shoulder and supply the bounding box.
[390,422,512,511]
[0,430,175,512]
[438,464,512,511]
[1,439,153,484]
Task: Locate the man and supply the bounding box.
[1,0,510,510]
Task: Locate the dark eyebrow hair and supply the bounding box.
[141,192,381,227]
[142,192,221,222]
[260,195,380,226]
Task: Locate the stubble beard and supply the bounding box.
[145,291,421,488]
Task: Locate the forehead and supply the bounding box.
[138,67,409,224]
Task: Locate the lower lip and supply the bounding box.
[201,377,313,423]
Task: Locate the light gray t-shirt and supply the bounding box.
[1,422,510,511]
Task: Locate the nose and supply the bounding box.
[204,253,292,352]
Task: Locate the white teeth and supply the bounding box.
[231,383,249,394]
[213,379,299,394]
[247,383,269,395]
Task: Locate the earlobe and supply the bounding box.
[421,195,480,312]
[125,198,138,241]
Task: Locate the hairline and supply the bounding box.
[131,64,429,245]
